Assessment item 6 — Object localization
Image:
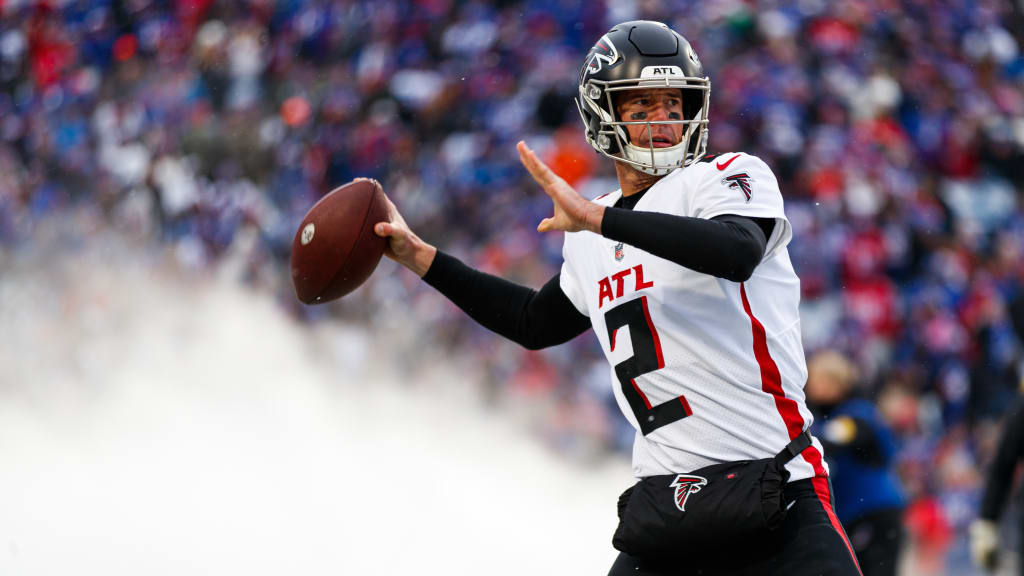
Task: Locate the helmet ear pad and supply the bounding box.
[681,90,704,131]
[679,89,707,157]
[575,93,624,156]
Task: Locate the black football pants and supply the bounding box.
[607,477,863,576]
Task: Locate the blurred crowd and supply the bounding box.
[2,0,1024,572]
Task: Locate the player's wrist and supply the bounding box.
[408,241,437,277]
[585,202,605,234]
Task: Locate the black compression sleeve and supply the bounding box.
[980,397,1024,520]
[421,251,591,350]
[601,208,774,282]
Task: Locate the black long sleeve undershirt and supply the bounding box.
[422,202,775,350]
[602,207,774,283]
[422,251,591,350]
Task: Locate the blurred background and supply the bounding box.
[1,0,1023,574]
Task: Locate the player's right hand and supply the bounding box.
[373,196,437,277]
[517,141,605,234]
[969,519,1000,572]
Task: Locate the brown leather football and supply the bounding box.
[290,178,390,304]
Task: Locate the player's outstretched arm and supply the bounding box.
[373,194,590,349]
[373,196,437,277]
[422,252,591,350]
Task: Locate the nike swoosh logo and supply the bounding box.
[716,154,741,171]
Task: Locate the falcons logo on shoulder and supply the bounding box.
[721,172,754,202]
[669,474,708,512]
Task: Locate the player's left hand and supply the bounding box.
[517,141,604,234]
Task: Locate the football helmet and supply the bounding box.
[576,21,710,175]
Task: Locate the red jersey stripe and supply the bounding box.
[739,283,828,476]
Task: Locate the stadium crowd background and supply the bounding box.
[1,0,1023,572]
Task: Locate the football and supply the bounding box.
[290,178,390,304]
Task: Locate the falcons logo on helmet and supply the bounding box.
[670,474,708,512]
[585,34,619,75]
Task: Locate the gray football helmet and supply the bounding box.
[576,21,710,175]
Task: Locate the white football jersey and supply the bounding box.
[560,152,829,482]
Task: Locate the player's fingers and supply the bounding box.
[517,141,556,190]
[539,215,568,232]
[374,222,400,237]
[516,141,543,179]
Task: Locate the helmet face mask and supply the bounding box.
[576,21,711,176]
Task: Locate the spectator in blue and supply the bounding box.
[806,350,906,576]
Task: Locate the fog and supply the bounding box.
[0,233,628,575]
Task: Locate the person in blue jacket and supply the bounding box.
[806,350,906,576]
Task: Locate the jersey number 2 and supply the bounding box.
[605,296,691,435]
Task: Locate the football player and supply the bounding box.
[375,20,862,575]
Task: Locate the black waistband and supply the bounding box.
[773,430,813,468]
